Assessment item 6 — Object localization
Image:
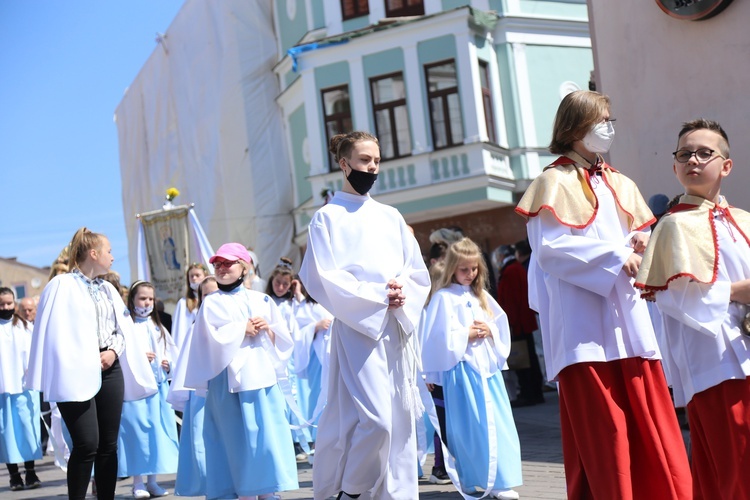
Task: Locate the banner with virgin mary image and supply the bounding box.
[138,205,190,303]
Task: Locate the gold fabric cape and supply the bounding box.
[635,194,750,298]
[515,151,655,230]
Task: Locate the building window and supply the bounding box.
[385,0,424,17]
[321,85,353,171]
[13,284,25,300]
[425,60,464,150]
[479,60,496,144]
[370,72,411,160]
[341,0,369,20]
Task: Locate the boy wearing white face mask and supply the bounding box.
[516,91,691,499]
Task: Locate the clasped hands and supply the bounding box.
[245,317,270,337]
[387,279,406,310]
[468,320,491,340]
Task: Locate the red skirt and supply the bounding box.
[558,358,691,499]
[688,377,750,500]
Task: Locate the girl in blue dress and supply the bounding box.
[119,281,179,499]
[0,288,42,491]
[184,243,298,500]
[169,275,217,497]
[266,258,311,459]
[421,237,522,500]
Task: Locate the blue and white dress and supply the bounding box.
[184,286,299,499]
[292,299,333,441]
[0,317,42,464]
[167,319,207,497]
[421,284,523,494]
[117,317,179,476]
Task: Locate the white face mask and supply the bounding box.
[134,304,154,318]
[582,120,615,153]
[189,281,201,291]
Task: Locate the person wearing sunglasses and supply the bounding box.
[636,118,750,499]
[183,243,298,500]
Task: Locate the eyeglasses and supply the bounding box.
[212,260,238,269]
[672,148,725,163]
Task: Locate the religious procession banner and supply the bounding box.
[137,205,191,303]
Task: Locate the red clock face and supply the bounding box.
[655,0,734,20]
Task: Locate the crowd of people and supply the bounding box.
[1,93,749,500]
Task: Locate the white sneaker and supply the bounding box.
[132,485,151,499]
[146,483,170,497]
[492,489,520,500]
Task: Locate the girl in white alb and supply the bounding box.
[421,238,521,500]
[0,288,42,491]
[118,281,179,498]
[171,263,208,351]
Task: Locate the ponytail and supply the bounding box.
[68,227,105,271]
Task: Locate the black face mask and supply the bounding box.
[217,274,245,292]
[345,161,378,195]
[0,309,14,321]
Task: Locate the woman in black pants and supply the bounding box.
[27,228,156,499]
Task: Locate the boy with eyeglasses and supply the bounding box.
[636,118,750,499]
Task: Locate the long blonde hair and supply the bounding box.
[68,227,105,271]
[438,237,493,317]
[425,260,446,307]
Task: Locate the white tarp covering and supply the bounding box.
[116,0,298,282]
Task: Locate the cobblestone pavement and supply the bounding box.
[0,391,566,499]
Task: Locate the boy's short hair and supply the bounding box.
[549,90,611,155]
[677,118,730,158]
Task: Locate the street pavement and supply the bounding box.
[0,391,566,499]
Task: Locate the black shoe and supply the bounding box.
[24,470,41,489]
[429,467,451,485]
[9,473,24,491]
[336,492,361,499]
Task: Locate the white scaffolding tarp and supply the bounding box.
[115,0,297,281]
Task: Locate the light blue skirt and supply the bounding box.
[443,362,522,491]
[117,381,179,476]
[296,350,322,442]
[175,392,206,496]
[0,391,42,464]
[204,369,299,499]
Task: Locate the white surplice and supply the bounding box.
[526,178,660,382]
[421,284,510,376]
[299,191,430,500]
[183,287,292,393]
[26,274,157,402]
[654,209,750,407]
[0,319,32,395]
[171,297,197,352]
[292,299,333,377]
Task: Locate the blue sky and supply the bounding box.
[1,0,184,285]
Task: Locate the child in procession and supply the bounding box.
[636,119,750,499]
[421,238,522,500]
[118,281,179,498]
[26,227,156,500]
[515,91,691,499]
[172,263,209,351]
[0,288,42,491]
[291,280,333,442]
[170,275,217,497]
[184,243,298,500]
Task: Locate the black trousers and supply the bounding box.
[58,359,124,500]
[515,334,545,401]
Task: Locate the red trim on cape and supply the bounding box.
[517,156,652,230]
[633,202,750,292]
[514,204,596,229]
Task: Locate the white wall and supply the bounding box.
[588,0,750,208]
